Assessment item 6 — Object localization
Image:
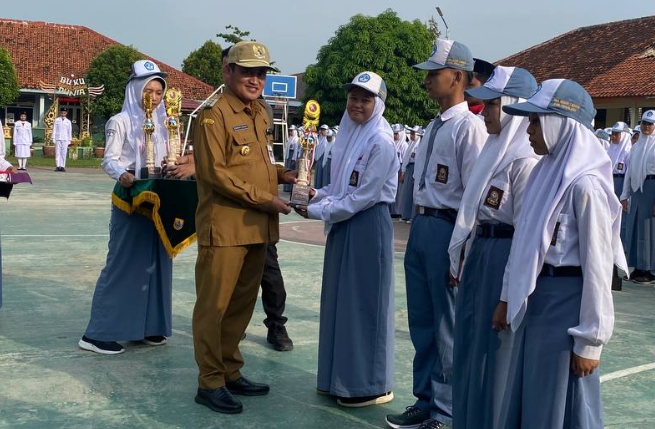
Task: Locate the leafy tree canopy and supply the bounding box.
[217,25,252,45]
[302,9,438,126]
[85,45,143,120]
[0,47,20,108]
[182,40,224,88]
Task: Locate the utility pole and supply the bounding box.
[436,7,450,39]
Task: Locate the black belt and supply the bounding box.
[646,175,655,180]
[613,174,625,178]
[476,223,514,238]
[539,263,582,277]
[418,206,457,224]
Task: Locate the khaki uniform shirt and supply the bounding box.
[193,88,286,246]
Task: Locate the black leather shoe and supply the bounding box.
[195,387,243,414]
[267,324,294,351]
[225,376,269,396]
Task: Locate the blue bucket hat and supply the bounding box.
[502,79,597,129]
[413,39,474,72]
[342,71,388,102]
[465,66,538,100]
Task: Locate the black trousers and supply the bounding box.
[261,243,288,327]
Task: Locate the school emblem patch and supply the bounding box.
[436,164,449,184]
[144,61,155,71]
[358,73,371,83]
[617,162,624,171]
[483,186,504,210]
[349,170,360,187]
[173,218,184,231]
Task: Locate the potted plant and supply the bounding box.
[41,136,55,158]
[93,139,106,158]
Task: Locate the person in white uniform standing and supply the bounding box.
[492,79,627,428]
[12,112,32,171]
[53,107,73,172]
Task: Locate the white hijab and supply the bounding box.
[286,130,299,159]
[122,75,168,178]
[322,96,393,232]
[628,130,655,192]
[606,129,631,168]
[505,114,627,329]
[402,135,421,167]
[448,96,537,277]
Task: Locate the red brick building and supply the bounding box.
[498,15,655,128]
[0,18,214,138]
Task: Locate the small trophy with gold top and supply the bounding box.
[290,100,321,206]
[164,88,183,166]
[141,92,161,178]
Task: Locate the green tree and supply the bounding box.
[0,47,20,108]
[85,45,143,120]
[217,25,251,45]
[182,40,224,88]
[302,9,438,126]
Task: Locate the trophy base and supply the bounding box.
[140,167,162,179]
[290,184,311,206]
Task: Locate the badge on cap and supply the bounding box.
[173,218,184,230]
[144,61,155,71]
[358,73,371,83]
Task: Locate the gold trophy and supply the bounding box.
[141,92,161,178]
[164,88,183,166]
[290,100,321,206]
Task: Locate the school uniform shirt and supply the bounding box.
[53,117,72,142]
[620,141,655,200]
[413,102,488,210]
[308,139,397,224]
[400,139,418,173]
[13,120,32,146]
[477,158,539,226]
[502,175,614,360]
[101,113,140,180]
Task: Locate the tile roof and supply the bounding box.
[497,15,655,99]
[0,18,214,101]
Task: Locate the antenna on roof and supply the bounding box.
[436,7,450,40]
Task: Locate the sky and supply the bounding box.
[3,1,654,76]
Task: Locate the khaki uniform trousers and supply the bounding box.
[193,243,267,389]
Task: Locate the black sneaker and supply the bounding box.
[386,405,430,428]
[267,324,293,351]
[417,419,444,429]
[142,336,167,346]
[78,335,125,355]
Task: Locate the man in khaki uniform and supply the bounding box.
[192,40,295,415]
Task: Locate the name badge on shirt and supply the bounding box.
[436,164,449,184]
[617,162,624,171]
[551,222,561,246]
[349,170,360,186]
[410,152,415,159]
[267,145,276,164]
[483,186,504,210]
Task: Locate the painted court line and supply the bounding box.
[600,361,655,383]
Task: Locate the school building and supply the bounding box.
[498,15,655,129]
[0,18,214,143]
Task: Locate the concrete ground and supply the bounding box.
[0,167,653,428]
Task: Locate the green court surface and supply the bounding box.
[0,167,653,428]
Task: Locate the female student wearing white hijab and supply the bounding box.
[294,71,397,408]
[390,124,408,217]
[79,60,172,355]
[283,125,299,192]
[607,121,632,197]
[0,136,13,309]
[399,125,422,222]
[13,112,32,171]
[492,79,627,429]
[620,110,655,284]
[313,124,329,189]
[447,66,539,429]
